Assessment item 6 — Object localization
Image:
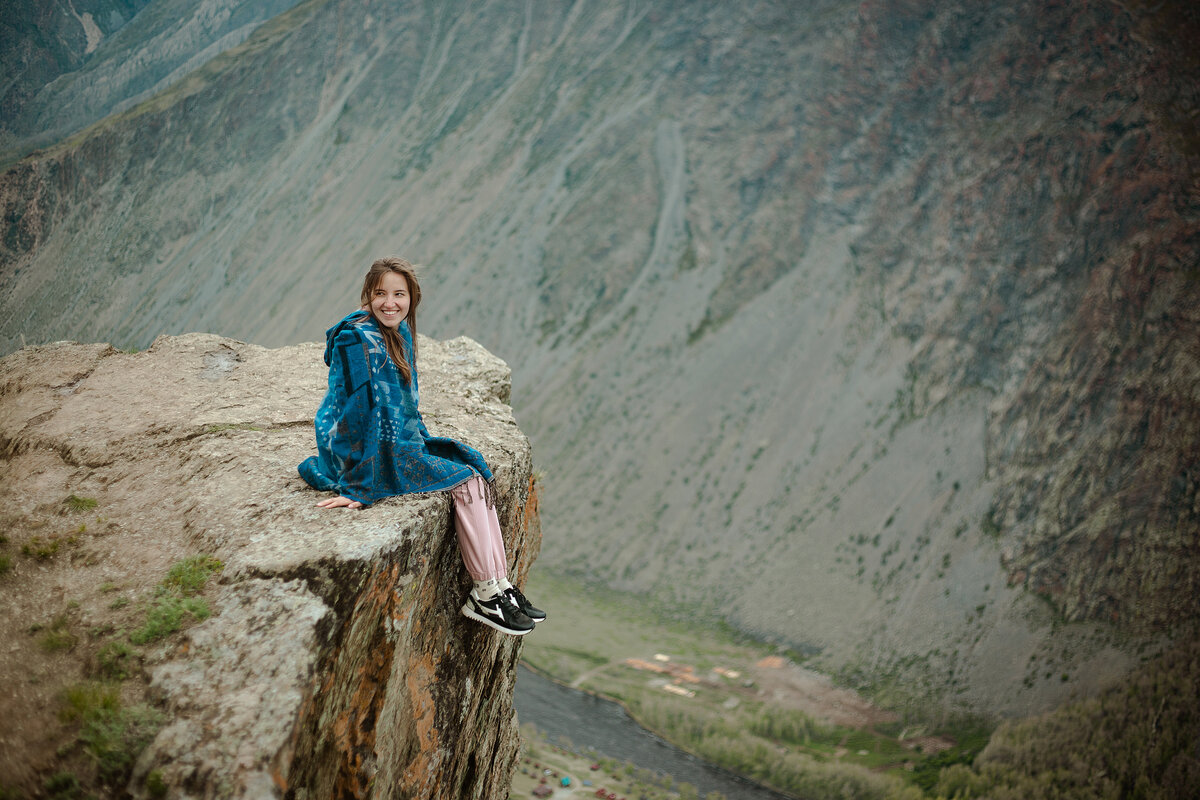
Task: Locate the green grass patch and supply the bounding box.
[78,703,162,782]
[59,682,162,785]
[130,595,210,645]
[129,555,222,645]
[22,535,63,559]
[0,553,10,574]
[89,623,115,639]
[162,555,223,595]
[63,495,98,513]
[145,770,168,798]
[841,728,914,769]
[521,570,926,800]
[43,772,80,798]
[95,641,136,681]
[59,682,120,723]
[38,614,77,653]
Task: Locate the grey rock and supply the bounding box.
[0,332,539,800]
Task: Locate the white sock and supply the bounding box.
[498,577,514,593]
[474,577,500,600]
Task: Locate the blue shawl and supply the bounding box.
[298,310,493,506]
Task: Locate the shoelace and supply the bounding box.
[506,586,529,608]
[498,591,524,616]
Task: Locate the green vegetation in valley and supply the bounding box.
[605,682,923,800]
[522,571,1200,799]
[516,724,713,800]
[928,636,1200,799]
[906,721,992,793]
[521,570,927,800]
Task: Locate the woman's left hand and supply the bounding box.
[317,495,363,509]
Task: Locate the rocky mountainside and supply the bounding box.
[1,0,1197,717]
[0,333,538,798]
[1,0,151,151]
[0,0,305,162]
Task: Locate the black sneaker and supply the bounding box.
[462,590,535,635]
[505,586,546,623]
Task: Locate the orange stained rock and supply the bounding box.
[398,651,442,796]
[521,480,540,534]
[329,560,402,798]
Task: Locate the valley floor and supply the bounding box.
[518,570,970,800]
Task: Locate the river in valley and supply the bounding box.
[513,665,796,800]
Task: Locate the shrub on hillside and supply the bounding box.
[933,638,1200,799]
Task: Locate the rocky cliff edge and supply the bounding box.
[0,332,539,799]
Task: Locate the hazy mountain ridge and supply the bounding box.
[1,0,151,146]
[1,0,1197,717]
[0,0,306,163]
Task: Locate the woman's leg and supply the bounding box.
[454,476,534,635]
[450,475,507,583]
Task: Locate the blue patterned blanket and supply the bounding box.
[298,311,492,506]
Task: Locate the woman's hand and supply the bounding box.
[317,495,363,510]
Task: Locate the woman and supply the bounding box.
[299,256,545,636]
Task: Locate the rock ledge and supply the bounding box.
[0,333,539,799]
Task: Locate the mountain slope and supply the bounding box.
[0,0,305,163]
[1,0,1197,716]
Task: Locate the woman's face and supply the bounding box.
[370,271,411,329]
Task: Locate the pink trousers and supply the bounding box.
[450,475,508,582]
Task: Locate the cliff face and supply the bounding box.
[839,0,1200,633]
[0,333,538,799]
[1,0,1197,716]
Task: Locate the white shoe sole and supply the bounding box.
[461,603,534,636]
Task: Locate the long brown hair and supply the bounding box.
[360,256,422,383]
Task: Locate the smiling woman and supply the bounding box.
[369,271,411,330]
[361,257,421,384]
[297,256,547,637]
